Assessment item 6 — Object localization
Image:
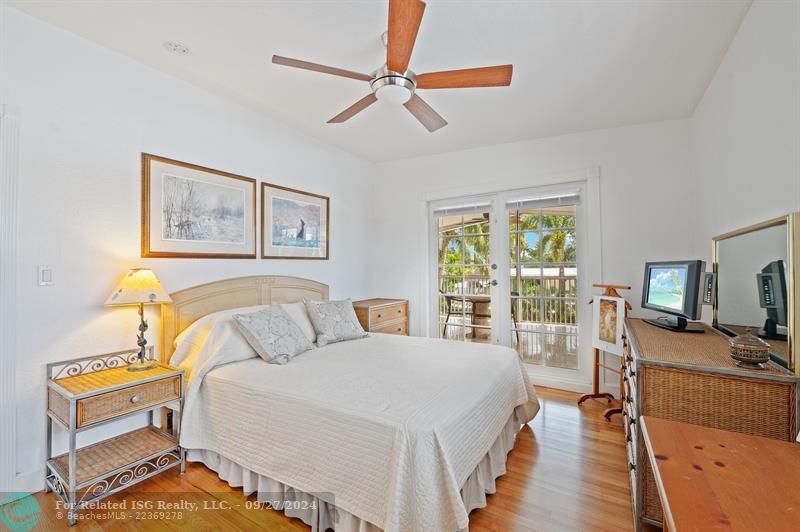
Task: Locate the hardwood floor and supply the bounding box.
[25,387,633,531]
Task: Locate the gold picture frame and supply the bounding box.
[261,182,329,260]
[141,154,257,258]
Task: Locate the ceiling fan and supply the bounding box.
[271,0,513,133]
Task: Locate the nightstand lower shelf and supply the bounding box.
[46,426,181,514]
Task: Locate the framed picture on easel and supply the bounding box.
[592,295,626,356]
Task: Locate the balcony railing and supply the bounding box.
[439,274,578,324]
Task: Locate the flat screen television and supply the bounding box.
[641,260,706,332]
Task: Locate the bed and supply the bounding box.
[161,276,540,532]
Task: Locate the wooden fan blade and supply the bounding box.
[327,93,378,123]
[387,0,426,74]
[272,55,372,82]
[403,94,447,132]
[416,65,513,89]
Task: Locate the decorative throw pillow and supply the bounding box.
[233,306,314,365]
[304,299,368,347]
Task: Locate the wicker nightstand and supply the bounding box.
[45,347,185,525]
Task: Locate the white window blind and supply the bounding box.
[432,202,491,218]
[506,191,580,211]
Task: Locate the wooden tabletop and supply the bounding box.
[352,298,407,307]
[640,416,800,531]
[52,363,177,396]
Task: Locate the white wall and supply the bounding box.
[4,8,373,488]
[368,119,701,372]
[691,0,800,252]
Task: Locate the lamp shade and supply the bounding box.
[105,268,172,306]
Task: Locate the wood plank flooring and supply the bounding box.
[23,387,634,531]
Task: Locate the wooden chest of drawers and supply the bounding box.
[623,318,798,530]
[353,298,409,336]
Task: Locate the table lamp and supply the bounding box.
[105,268,172,371]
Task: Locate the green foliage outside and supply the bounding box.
[438,210,578,325]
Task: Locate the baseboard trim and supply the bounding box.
[14,468,44,494]
[526,371,618,396]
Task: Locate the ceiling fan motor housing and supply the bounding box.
[370,66,416,104]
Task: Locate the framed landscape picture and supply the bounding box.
[261,183,329,260]
[592,295,625,355]
[141,154,256,258]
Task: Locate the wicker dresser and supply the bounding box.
[622,318,798,529]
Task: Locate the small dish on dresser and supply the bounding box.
[729,329,771,369]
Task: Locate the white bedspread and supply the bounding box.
[178,333,540,531]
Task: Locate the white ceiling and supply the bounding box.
[11,0,751,162]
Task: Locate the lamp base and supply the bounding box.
[127,359,157,372]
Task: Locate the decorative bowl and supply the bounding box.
[729,329,771,369]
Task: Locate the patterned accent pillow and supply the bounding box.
[304,299,368,347]
[233,306,314,364]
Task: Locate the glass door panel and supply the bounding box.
[509,205,579,368]
[437,212,493,344]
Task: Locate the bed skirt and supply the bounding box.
[187,406,529,532]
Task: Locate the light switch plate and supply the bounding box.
[38,265,54,286]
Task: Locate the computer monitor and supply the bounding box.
[641,260,706,333]
[757,259,788,340]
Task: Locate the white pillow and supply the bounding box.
[170,305,267,369]
[280,302,317,344]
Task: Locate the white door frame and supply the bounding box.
[425,168,602,392]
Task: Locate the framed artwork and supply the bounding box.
[141,154,256,258]
[261,183,329,260]
[592,295,625,355]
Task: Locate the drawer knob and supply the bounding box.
[397,309,402,313]
[130,394,141,404]
[397,327,402,332]
[377,313,382,318]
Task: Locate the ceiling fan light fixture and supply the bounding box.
[271,0,512,131]
[375,83,413,105]
[370,68,416,105]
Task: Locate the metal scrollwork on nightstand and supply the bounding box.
[52,348,151,379]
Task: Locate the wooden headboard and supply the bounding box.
[160,275,329,362]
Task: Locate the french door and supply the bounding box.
[431,186,585,374]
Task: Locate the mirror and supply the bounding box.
[713,214,798,373]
